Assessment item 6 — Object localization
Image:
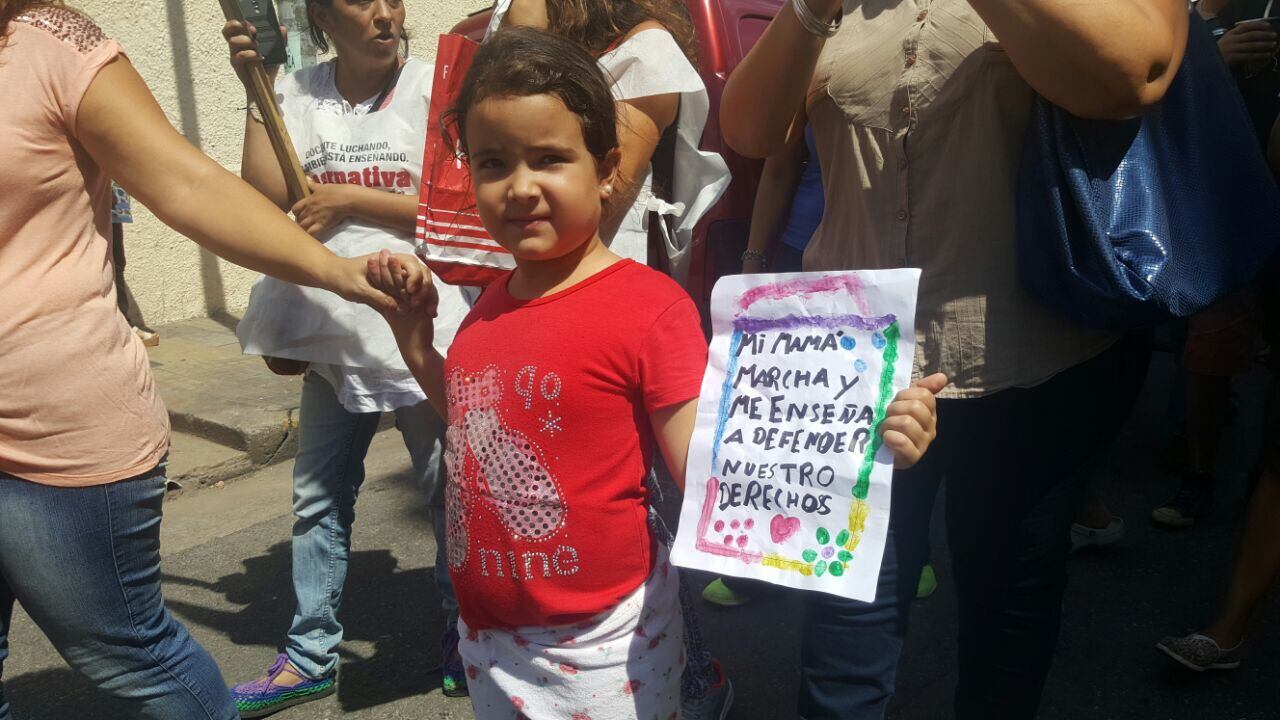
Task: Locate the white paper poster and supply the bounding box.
[671,270,920,601]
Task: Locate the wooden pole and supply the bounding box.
[217,0,311,205]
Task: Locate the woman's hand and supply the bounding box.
[222,20,281,91]
[364,249,438,329]
[1219,21,1279,67]
[320,255,404,316]
[292,182,358,237]
[363,249,451,420]
[880,373,949,469]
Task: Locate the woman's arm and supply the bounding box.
[966,0,1187,119]
[720,0,840,158]
[743,123,808,273]
[224,20,291,209]
[291,182,419,237]
[722,0,1188,157]
[601,92,680,243]
[503,0,548,28]
[77,57,398,311]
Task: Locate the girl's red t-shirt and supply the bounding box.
[443,260,707,630]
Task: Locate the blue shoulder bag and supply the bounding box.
[1016,12,1280,330]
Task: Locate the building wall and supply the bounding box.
[81,0,487,326]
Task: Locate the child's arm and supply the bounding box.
[650,399,700,494]
[367,250,450,420]
[881,373,949,469]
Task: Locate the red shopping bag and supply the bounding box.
[415,34,515,287]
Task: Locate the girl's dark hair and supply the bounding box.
[546,0,697,65]
[304,0,408,56]
[446,26,619,165]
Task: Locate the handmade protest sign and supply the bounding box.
[671,270,920,601]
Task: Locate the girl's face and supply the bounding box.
[465,94,618,263]
[313,0,405,62]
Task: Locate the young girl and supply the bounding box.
[221,0,470,712]
[496,7,737,715]
[369,27,945,720]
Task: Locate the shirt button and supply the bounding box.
[917,9,929,22]
[896,209,908,221]
[901,106,912,118]
[904,53,917,68]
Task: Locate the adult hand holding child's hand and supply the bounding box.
[365,248,438,331]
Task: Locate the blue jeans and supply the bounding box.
[799,336,1148,720]
[0,465,236,720]
[285,372,456,679]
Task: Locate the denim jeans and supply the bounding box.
[285,372,456,679]
[799,336,1148,720]
[0,465,236,720]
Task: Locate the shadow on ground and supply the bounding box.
[161,540,446,713]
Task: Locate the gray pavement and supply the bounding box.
[4,352,1279,719]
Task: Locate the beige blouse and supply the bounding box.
[804,0,1116,398]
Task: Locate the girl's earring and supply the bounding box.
[601,184,614,196]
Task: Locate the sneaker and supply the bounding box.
[440,627,468,698]
[916,563,938,599]
[681,659,734,720]
[1152,473,1213,528]
[231,654,336,718]
[1071,516,1125,552]
[701,578,753,607]
[1156,633,1242,671]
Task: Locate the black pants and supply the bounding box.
[799,335,1149,720]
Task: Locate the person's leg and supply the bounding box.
[946,339,1145,719]
[0,571,12,720]
[1156,294,1256,527]
[0,468,236,720]
[1201,293,1280,647]
[394,400,458,630]
[1074,330,1153,547]
[394,400,469,697]
[1202,469,1280,647]
[797,443,944,720]
[284,372,383,679]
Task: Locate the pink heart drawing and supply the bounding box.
[770,514,801,544]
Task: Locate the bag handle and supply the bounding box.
[370,61,405,112]
[646,102,681,274]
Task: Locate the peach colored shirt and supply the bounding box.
[0,7,169,486]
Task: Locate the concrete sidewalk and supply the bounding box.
[150,315,304,466]
[147,315,307,490]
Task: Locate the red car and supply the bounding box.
[451,0,786,320]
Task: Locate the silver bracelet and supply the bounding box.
[791,0,842,38]
[742,250,769,268]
